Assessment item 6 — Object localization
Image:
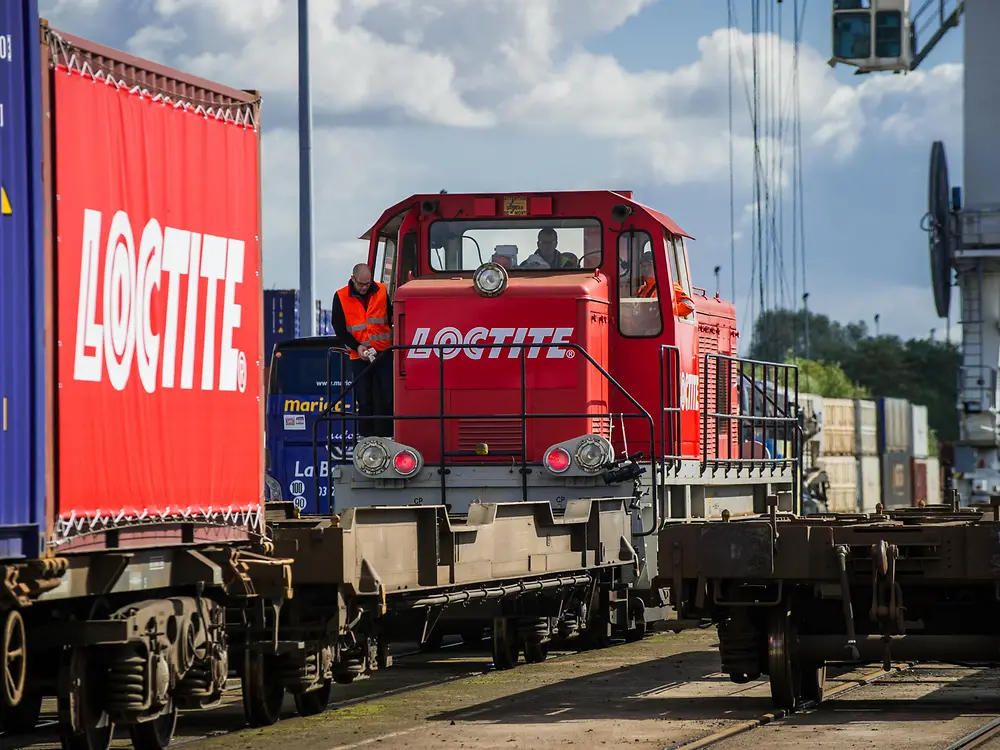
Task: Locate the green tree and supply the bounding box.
[785,355,871,398]
[749,309,960,443]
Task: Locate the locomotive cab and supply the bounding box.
[344,190,749,510]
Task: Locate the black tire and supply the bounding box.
[294,680,332,717]
[800,662,827,704]
[241,651,284,727]
[491,619,519,671]
[523,641,549,664]
[58,648,115,750]
[129,705,178,750]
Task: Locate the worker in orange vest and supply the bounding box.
[331,263,394,438]
[636,255,657,297]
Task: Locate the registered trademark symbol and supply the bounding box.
[237,351,247,393]
[565,349,576,359]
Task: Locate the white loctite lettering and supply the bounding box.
[73,208,248,393]
[408,326,575,360]
[680,373,700,411]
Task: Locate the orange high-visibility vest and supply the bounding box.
[637,277,657,297]
[336,282,392,360]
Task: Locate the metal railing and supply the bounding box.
[702,354,800,471]
[658,345,684,466]
[310,342,656,521]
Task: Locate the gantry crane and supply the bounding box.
[828,1,1000,506]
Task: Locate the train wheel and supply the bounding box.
[58,648,115,750]
[129,703,178,750]
[523,641,548,664]
[2,609,27,710]
[293,679,332,717]
[766,606,802,711]
[800,662,827,703]
[624,599,648,643]
[241,651,284,727]
[491,619,519,671]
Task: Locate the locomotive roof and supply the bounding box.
[359,190,694,242]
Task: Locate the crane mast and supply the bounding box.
[828,0,1000,505]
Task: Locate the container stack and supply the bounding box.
[854,399,882,513]
[877,397,913,509]
[317,307,334,335]
[815,397,859,512]
[909,404,940,504]
[263,289,301,367]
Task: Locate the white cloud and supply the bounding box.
[36,0,963,340]
[259,126,428,297]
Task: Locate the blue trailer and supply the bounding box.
[0,0,46,561]
[265,336,354,513]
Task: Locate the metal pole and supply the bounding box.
[802,292,810,359]
[298,0,315,336]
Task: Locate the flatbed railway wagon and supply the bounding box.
[256,188,805,701]
[0,7,291,749]
[654,497,1000,710]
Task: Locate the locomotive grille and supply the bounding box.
[457,419,523,454]
[698,327,720,451]
[591,415,612,440]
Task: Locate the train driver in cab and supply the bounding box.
[637,251,657,297]
[519,227,579,269]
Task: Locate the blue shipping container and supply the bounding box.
[263,289,300,366]
[265,338,354,514]
[0,0,46,561]
[317,306,333,335]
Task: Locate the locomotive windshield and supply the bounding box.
[428,218,602,272]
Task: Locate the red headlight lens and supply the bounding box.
[393,450,418,475]
[544,447,571,473]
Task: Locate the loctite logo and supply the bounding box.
[408,326,576,359]
[73,209,249,393]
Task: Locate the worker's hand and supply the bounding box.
[357,343,371,359]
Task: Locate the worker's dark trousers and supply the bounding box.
[349,353,394,440]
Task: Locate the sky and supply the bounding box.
[37,0,967,347]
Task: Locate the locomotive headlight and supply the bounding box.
[355,438,390,475]
[574,438,609,472]
[473,262,508,298]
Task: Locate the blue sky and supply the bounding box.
[39,0,966,346]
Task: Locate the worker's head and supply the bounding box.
[351,263,373,292]
[536,227,558,259]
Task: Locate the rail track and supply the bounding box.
[4,629,615,750]
[3,637,484,750]
[944,717,1000,750]
[667,662,1000,750]
[662,662,916,750]
[10,628,1000,750]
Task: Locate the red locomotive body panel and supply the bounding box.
[394,275,610,464]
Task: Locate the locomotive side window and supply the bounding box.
[669,235,694,322]
[617,230,663,338]
[374,233,397,292]
[428,218,602,271]
[393,230,418,295]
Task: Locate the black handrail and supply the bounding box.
[702,353,801,511]
[309,341,658,531]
